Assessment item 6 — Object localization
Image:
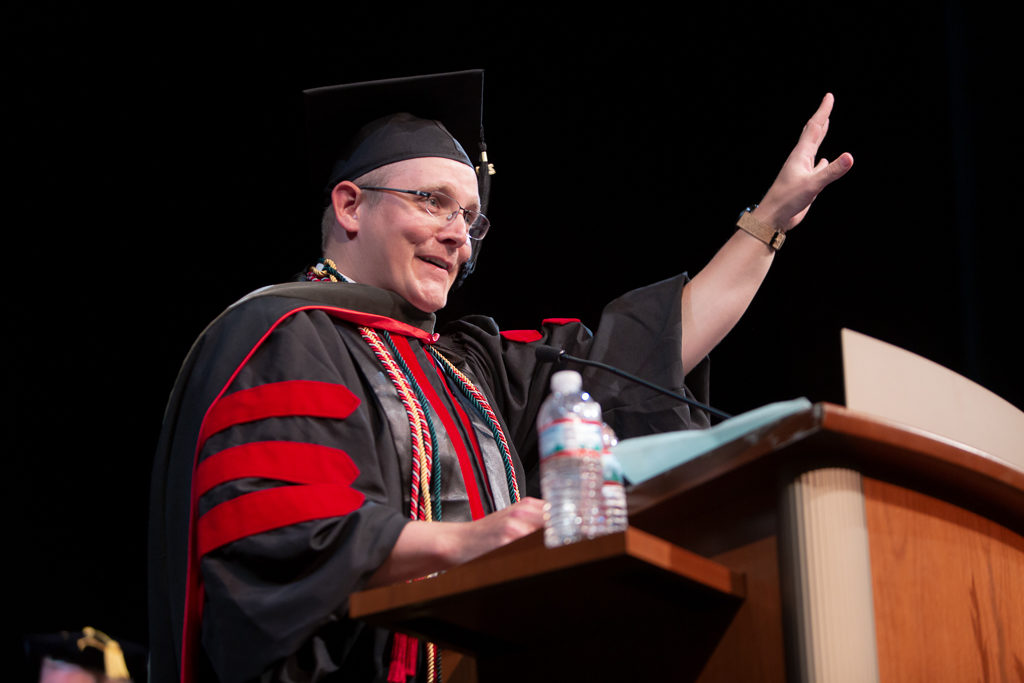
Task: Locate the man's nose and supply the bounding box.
[435,211,470,247]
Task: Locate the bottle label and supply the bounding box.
[601,453,625,485]
[539,418,603,461]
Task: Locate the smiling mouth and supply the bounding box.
[419,256,451,272]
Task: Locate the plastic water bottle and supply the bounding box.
[537,370,604,547]
[595,423,628,535]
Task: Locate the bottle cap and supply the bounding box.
[550,370,582,394]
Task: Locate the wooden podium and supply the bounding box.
[351,403,1024,681]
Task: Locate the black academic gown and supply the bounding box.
[148,275,710,683]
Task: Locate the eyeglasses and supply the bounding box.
[358,186,490,240]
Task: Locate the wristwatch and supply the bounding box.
[737,206,785,251]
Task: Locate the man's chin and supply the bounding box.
[407,287,449,314]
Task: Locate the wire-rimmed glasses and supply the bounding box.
[358,186,490,240]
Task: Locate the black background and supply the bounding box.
[6,1,1021,677]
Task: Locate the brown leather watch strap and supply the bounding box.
[737,210,785,251]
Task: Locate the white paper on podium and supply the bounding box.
[612,397,813,484]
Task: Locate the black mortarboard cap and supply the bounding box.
[304,70,487,204]
[303,69,492,283]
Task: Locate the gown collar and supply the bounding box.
[236,281,438,339]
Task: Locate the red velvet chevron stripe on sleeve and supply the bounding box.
[198,380,360,448]
[197,483,364,557]
[195,441,360,495]
[194,382,366,558]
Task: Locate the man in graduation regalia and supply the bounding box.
[148,70,853,682]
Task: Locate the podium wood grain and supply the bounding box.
[350,404,1024,682]
[350,527,745,681]
[864,477,1024,682]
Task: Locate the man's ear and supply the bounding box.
[331,181,362,237]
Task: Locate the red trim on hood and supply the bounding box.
[320,306,440,343]
[390,335,486,521]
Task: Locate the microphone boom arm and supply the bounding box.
[542,347,733,421]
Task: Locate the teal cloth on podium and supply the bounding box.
[613,398,813,484]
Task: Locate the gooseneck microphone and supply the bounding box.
[534,345,733,421]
